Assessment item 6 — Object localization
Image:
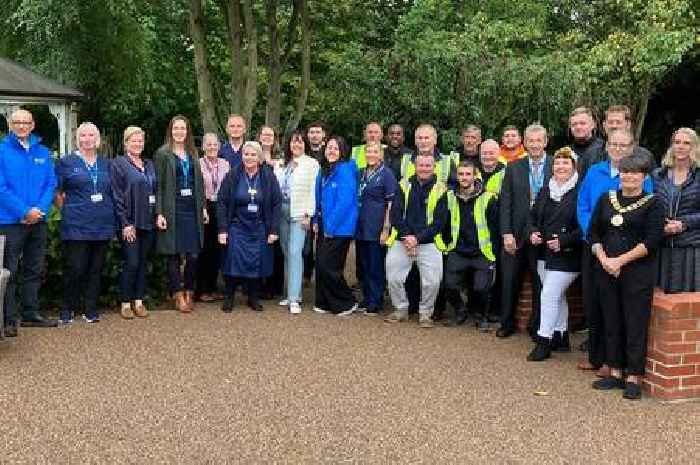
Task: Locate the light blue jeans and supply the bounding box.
[278,202,307,303]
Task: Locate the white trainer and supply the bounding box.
[337,303,359,317]
[313,306,329,314]
[289,302,302,314]
[278,299,290,306]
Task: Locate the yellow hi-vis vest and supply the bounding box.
[434,190,496,261]
[400,152,454,184]
[483,169,505,195]
[352,144,387,170]
[385,179,447,247]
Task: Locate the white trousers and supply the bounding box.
[386,242,443,317]
[536,260,580,339]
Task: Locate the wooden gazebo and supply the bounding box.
[0,57,83,155]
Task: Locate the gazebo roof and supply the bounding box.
[0,57,83,100]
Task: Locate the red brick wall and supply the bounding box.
[644,290,700,401]
[514,272,584,333]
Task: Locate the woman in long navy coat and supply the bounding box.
[217,141,282,312]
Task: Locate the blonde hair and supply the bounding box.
[123,126,145,146]
[242,140,264,163]
[365,141,384,159]
[662,127,699,168]
[76,122,101,149]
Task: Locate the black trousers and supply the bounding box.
[303,232,315,280]
[597,261,654,375]
[225,276,260,302]
[500,244,541,332]
[167,253,198,293]
[63,240,109,315]
[315,236,355,313]
[582,244,606,367]
[262,242,285,298]
[196,200,222,296]
[120,229,155,302]
[444,253,495,317]
[0,223,47,325]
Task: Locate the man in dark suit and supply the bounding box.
[498,123,553,338]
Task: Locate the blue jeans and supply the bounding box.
[119,229,155,302]
[0,222,47,325]
[278,202,306,303]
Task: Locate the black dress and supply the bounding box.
[175,156,200,254]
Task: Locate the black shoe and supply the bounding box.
[552,331,571,352]
[496,327,515,338]
[527,338,552,361]
[477,319,490,332]
[20,314,58,328]
[247,300,263,312]
[4,325,18,337]
[592,376,625,390]
[623,382,642,400]
[221,297,234,313]
[446,309,467,327]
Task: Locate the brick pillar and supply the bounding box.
[514,271,584,333]
[643,289,700,401]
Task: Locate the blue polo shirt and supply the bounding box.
[56,153,116,241]
[219,142,243,172]
[356,163,398,241]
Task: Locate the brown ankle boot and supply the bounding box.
[174,291,189,313]
[185,290,195,312]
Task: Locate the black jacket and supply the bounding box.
[442,181,499,257]
[572,136,605,177]
[527,184,581,272]
[499,155,552,248]
[217,166,282,236]
[652,166,700,248]
[390,175,448,244]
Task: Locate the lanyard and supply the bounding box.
[245,172,259,202]
[179,154,190,189]
[79,153,99,193]
[359,164,384,198]
[529,160,544,199]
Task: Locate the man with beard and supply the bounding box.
[306,121,327,162]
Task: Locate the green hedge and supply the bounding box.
[40,208,169,312]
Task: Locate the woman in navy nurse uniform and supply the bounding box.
[56,122,116,324]
[111,126,158,320]
[355,142,398,315]
[217,141,282,312]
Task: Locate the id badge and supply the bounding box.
[210,194,217,202]
[90,193,104,203]
[149,195,156,205]
[247,203,259,213]
[180,188,192,197]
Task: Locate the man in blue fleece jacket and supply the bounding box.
[0,109,58,335]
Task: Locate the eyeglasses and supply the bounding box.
[607,143,632,149]
[11,121,33,126]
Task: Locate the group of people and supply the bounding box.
[1,105,698,401]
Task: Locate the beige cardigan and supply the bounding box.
[276,154,319,220]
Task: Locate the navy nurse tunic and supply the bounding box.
[222,171,273,278]
[174,155,200,254]
[56,153,116,241]
[355,163,398,241]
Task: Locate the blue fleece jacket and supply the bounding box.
[0,133,57,224]
[577,160,654,240]
[314,160,359,238]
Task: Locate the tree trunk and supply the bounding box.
[284,0,310,136]
[635,79,652,141]
[189,0,219,133]
[221,0,243,114]
[241,0,258,124]
[265,0,282,131]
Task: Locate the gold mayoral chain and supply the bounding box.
[608,190,653,227]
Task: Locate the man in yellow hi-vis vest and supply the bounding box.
[435,160,499,330]
[384,152,448,328]
[479,139,506,195]
[351,122,385,169]
[399,124,456,187]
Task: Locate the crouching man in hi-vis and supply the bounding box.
[384,152,448,328]
[436,160,499,331]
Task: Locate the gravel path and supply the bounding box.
[1,301,697,464]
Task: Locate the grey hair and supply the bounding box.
[242,140,264,162]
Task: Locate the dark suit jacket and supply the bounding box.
[499,155,552,248]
